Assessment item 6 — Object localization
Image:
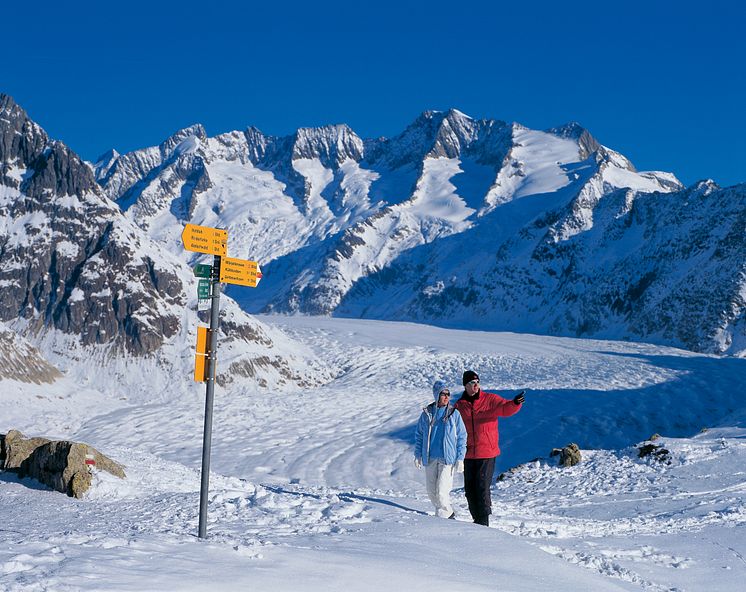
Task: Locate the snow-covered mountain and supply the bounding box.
[72,105,746,357]
[340,178,746,355]
[0,94,330,392]
[95,110,746,354]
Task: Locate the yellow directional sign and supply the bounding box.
[196,326,211,355]
[219,257,263,287]
[181,224,227,257]
[194,352,207,382]
[194,326,212,382]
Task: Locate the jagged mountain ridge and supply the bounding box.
[86,104,745,356]
[0,94,330,391]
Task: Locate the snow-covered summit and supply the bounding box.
[364,109,489,168]
[290,124,364,166]
[546,121,601,159]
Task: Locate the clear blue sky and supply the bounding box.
[3,0,744,186]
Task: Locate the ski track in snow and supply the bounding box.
[1,316,745,591]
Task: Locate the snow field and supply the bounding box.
[1,316,744,591]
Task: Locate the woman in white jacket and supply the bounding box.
[414,380,468,518]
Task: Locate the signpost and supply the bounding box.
[181,223,262,539]
[193,264,212,278]
[219,256,262,287]
[181,223,227,257]
[197,279,211,300]
[194,326,211,382]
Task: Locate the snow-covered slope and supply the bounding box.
[0,94,330,392]
[1,316,745,591]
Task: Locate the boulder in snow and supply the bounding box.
[550,443,582,467]
[1,430,125,498]
[637,441,671,464]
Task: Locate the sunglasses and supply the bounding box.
[467,380,479,386]
[439,391,451,397]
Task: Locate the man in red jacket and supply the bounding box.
[455,370,525,526]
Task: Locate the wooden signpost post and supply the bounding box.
[181,223,262,539]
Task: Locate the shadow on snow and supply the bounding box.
[385,351,746,471]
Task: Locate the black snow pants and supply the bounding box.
[463,457,496,526]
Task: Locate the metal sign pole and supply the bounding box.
[198,254,221,539]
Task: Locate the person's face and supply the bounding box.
[465,379,480,396]
[437,390,450,407]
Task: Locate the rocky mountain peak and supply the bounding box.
[243,126,270,162]
[690,179,720,196]
[93,148,120,180]
[0,95,99,198]
[96,123,211,203]
[430,109,479,158]
[95,148,120,165]
[547,122,601,160]
[290,124,364,166]
[0,94,25,120]
[0,93,50,186]
[159,124,207,159]
[22,140,102,198]
[365,109,480,168]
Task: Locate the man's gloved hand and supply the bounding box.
[513,391,526,405]
[414,457,423,469]
[455,460,464,473]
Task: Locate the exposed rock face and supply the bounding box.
[96,124,209,202]
[0,94,184,355]
[548,122,601,160]
[2,429,125,498]
[0,323,62,383]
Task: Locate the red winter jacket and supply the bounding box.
[455,390,522,459]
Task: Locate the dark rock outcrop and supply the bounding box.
[2,430,125,498]
[550,443,582,467]
[637,441,671,464]
[0,93,185,355]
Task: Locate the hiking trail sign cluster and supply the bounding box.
[181,223,262,539]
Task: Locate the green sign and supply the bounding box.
[193,264,212,278]
[197,279,211,299]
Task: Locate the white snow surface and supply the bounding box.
[511,128,579,198]
[2,316,745,591]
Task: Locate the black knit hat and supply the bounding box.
[462,370,479,386]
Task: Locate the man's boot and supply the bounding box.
[474,514,489,527]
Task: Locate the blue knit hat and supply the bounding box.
[432,380,450,400]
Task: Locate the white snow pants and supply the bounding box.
[425,459,455,518]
